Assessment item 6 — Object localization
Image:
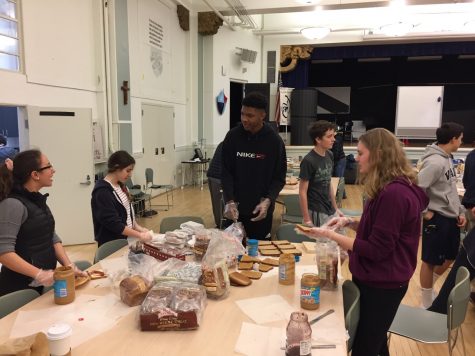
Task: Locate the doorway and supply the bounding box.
[0,106,21,156]
[230,81,244,129]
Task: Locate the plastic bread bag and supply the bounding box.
[315,240,339,290]
[224,222,246,245]
[140,281,207,331]
[179,220,205,235]
[205,229,245,269]
[150,258,202,284]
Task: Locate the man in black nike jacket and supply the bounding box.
[221,92,287,240]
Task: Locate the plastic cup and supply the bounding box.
[47,322,72,356]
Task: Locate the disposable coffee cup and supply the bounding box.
[47,322,72,356]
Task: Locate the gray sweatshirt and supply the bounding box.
[417,144,465,218]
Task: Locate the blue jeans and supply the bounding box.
[333,157,346,177]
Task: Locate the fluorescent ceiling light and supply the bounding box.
[300,27,331,40]
[380,22,414,36]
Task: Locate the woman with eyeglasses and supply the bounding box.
[0,149,86,296]
[91,150,153,247]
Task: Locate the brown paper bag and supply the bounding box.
[0,332,49,356]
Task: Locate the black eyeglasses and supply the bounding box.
[37,164,53,172]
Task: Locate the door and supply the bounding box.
[140,104,175,189]
[27,107,94,245]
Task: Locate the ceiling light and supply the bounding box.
[300,27,330,40]
[380,22,413,36]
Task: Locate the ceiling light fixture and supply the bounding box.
[295,0,320,4]
[380,22,414,36]
[300,27,331,40]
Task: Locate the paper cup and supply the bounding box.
[47,322,72,356]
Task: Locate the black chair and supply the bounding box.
[125,178,148,217]
[145,168,174,211]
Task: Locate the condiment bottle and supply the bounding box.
[279,253,295,285]
[300,273,320,310]
[53,266,75,305]
[247,238,258,257]
[285,311,312,356]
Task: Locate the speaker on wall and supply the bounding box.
[236,47,257,63]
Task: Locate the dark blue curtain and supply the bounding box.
[282,59,311,89]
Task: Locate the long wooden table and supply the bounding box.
[0,246,347,356]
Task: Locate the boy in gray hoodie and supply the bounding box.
[418,122,466,308]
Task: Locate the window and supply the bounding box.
[0,0,20,71]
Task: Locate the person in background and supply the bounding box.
[331,129,346,179]
[308,128,428,356]
[207,141,224,228]
[0,149,87,296]
[221,92,287,240]
[299,120,343,227]
[91,150,153,247]
[417,122,466,309]
[462,148,475,231]
[0,134,18,162]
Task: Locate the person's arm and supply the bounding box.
[329,182,343,216]
[220,135,235,204]
[299,180,312,225]
[0,252,41,279]
[266,138,287,202]
[54,242,72,267]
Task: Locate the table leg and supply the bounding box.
[200,162,204,190]
[181,163,185,189]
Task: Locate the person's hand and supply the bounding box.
[251,198,271,222]
[302,219,314,227]
[138,230,153,242]
[423,211,434,221]
[324,216,352,230]
[224,201,239,221]
[457,214,467,228]
[68,263,88,277]
[335,209,345,217]
[305,227,334,240]
[29,269,54,287]
[4,158,13,171]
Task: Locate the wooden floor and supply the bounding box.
[66,184,475,356]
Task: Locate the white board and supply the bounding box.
[395,86,444,139]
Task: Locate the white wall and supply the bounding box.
[0,0,103,123]
[203,26,262,146]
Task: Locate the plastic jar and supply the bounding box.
[53,266,75,305]
[279,253,295,285]
[247,239,258,257]
[300,273,320,310]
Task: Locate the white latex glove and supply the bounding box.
[251,198,271,222]
[29,269,54,287]
[68,263,88,277]
[323,216,353,231]
[224,201,239,221]
[138,230,153,242]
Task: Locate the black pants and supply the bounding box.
[239,204,275,240]
[352,278,408,356]
[428,246,475,314]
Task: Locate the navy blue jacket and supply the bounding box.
[91,179,132,246]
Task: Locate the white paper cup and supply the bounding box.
[47,322,72,356]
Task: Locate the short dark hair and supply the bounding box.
[436,122,464,144]
[242,92,267,112]
[0,135,6,146]
[308,120,337,142]
[107,150,135,173]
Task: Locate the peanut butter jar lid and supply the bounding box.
[47,323,72,340]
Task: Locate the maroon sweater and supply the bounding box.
[350,177,429,288]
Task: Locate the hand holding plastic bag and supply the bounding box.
[251,198,271,221]
[224,201,239,221]
[29,269,54,287]
[323,216,353,231]
[138,230,154,243]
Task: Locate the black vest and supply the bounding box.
[0,191,57,296]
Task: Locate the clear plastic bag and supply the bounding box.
[315,240,339,290]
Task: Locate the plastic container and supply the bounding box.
[279,253,295,285]
[285,312,312,356]
[247,239,258,257]
[47,322,72,356]
[300,273,320,310]
[53,266,75,305]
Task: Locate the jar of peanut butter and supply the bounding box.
[53,266,75,305]
[300,273,320,310]
[279,253,295,285]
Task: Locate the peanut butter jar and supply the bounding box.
[53,266,75,305]
[300,273,320,310]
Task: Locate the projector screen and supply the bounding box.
[395,86,444,139]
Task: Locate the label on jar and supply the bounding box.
[279,264,287,281]
[300,285,320,305]
[300,339,312,356]
[54,280,68,298]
